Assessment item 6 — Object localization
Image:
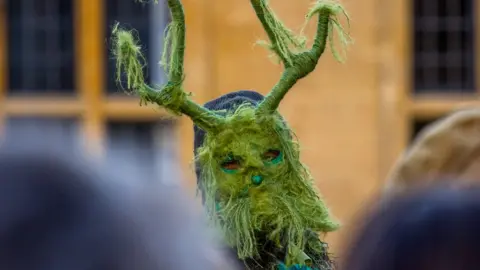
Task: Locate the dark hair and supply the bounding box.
[0,148,137,270]
[343,186,480,270]
[0,147,235,270]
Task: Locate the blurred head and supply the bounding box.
[343,185,480,270]
[0,145,236,270]
[385,109,480,195]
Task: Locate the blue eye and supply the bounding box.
[263,150,283,165]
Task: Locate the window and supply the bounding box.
[104,0,169,94]
[5,117,79,151]
[106,120,178,182]
[7,0,75,94]
[413,0,475,93]
[411,118,438,141]
[0,0,183,185]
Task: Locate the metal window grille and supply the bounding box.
[411,118,436,141]
[5,118,79,151]
[7,0,75,93]
[413,0,475,93]
[106,121,177,182]
[105,0,168,93]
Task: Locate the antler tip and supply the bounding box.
[111,24,147,92]
[304,0,352,63]
[112,26,141,58]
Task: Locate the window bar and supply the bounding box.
[76,0,105,157]
[46,0,60,90]
[476,0,480,93]
[0,0,6,139]
[20,0,34,90]
[446,0,461,90]
[421,0,439,90]
[149,2,168,86]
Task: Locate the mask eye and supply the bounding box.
[221,156,241,173]
[263,149,282,165]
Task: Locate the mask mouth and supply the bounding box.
[216,176,271,206]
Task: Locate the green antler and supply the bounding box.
[111,0,224,132]
[253,0,352,115]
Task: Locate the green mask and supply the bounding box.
[197,104,339,261]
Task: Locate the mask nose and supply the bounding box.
[251,174,263,185]
[244,153,264,168]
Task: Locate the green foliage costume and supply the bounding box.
[111,0,351,269]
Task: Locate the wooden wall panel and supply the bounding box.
[76,0,105,157]
[377,0,411,185]
[179,0,215,191]
[211,0,380,255]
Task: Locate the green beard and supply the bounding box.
[218,185,338,262]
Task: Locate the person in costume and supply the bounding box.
[385,108,480,195]
[111,0,351,268]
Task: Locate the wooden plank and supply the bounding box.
[76,0,105,157]
[5,98,82,116]
[411,96,480,119]
[376,0,411,182]
[104,97,170,120]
